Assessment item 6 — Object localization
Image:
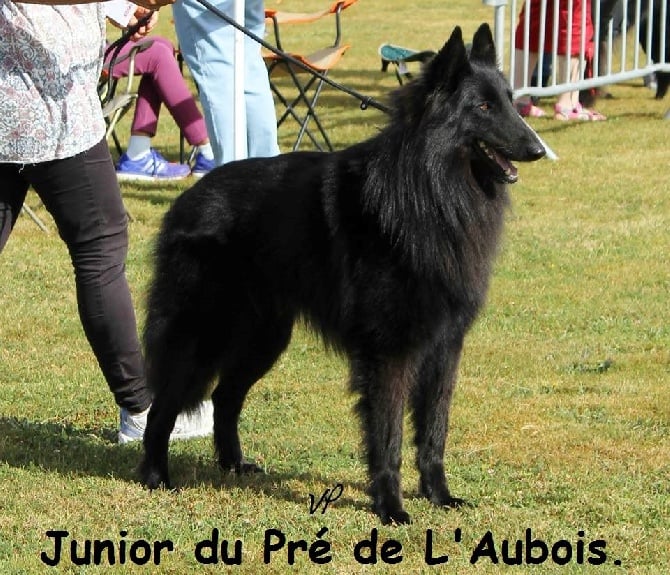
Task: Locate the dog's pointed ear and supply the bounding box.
[426,26,470,91]
[470,23,497,67]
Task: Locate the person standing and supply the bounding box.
[0,0,213,443]
[173,0,280,165]
[512,0,607,120]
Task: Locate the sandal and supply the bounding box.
[554,104,590,121]
[554,103,607,122]
[515,100,546,118]
[581,105,607,121]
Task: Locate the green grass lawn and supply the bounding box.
[1,0,668,572]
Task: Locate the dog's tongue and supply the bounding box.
[491,148,518,183]
[478,141,519,183]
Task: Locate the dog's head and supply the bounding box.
[395,24,546,184]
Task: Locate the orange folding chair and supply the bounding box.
[263,0,357,152]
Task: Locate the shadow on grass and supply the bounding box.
[0,416,369,513]
[122,188,182,207]
[124,191,177,207]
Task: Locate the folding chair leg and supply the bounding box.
[269,63,301,127]
[111,129,124,157]
[271,75,327,151]
[294,77,333,151]
[279,66,334,152]
[21,204,49,233]
[105,108,127,158]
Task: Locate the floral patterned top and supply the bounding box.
[0,1,106,163]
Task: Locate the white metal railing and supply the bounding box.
[485,0,669,99]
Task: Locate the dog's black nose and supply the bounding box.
[526,143,546,161]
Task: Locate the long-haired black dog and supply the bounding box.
[140,23,545,524]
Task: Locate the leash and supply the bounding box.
[101,8,553,161]
[104,11,156,61]
[102,12,156,106]
[192,0,391,114]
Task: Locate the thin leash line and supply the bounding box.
[189,3,556,159]
[104,13,155,61]
[102,12,156,105]
[193,0,391,114]
[101,9,553,160]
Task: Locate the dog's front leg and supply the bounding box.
[411,331,467,509]
[352,357,411,525]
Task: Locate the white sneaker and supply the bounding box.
[118,400,214,444]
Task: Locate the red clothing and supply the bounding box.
[514,0,594,57]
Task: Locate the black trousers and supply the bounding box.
[0,139,151,413]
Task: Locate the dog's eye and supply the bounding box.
[479,102,491,111]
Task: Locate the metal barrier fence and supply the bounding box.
[485,0,669,99]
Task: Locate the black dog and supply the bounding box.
[140,23,545,525]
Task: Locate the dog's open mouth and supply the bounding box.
[476,141,518,184]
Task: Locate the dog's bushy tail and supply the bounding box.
[143,207,225,397]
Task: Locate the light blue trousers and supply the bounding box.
[173,0,279,165]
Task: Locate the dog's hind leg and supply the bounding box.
[213,314,293,475]
[140,339,219,490]
[352,357,412,525]
[411,330,467,509]
[140,393,182,489]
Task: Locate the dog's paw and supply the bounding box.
[420,479,470,509]
[431,494,472,510]
[440,495,469,509]
[374,501,412,526]
[221,458,264,474]
[236,459,264,474]
[139,462,171,490]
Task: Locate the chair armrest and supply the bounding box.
[265,0,357,50]
[102,39,154,80]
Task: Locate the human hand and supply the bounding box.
[128,7,159,39]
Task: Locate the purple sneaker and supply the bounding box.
[191,152,216,179]
[116,149,191,181]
